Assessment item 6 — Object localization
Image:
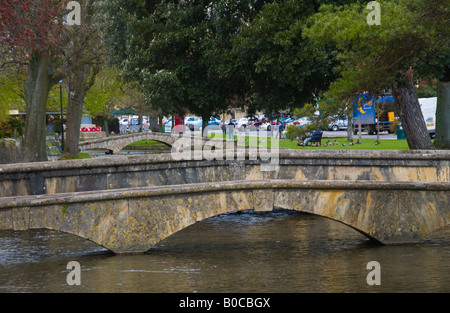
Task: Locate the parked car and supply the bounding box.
[236,118,249,130]
[328,117,348,131]
[119,117,129,126]
[294,117,312,127]
[250,119,264,130]
[186,116,203,131]
[208,117,221,126]
[286,117,311,128]
[284,118,294,124]
[163,118,172,133]
[260,121,272,131]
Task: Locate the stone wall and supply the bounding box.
[0,139,22,164]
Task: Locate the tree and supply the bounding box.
[63,0,103,159]
[0,0,104,161]
[304,0,449,149]
[98,0,257,132]
[232,0,342,117]
[0,67,26,118]
[0,0,71,161]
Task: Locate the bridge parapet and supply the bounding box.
[1,149,449,197]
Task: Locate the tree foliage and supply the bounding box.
[0,1,71,161]
[1,0,107,161]
[304,0,449,99]
[99,0,250,125]
[99,0,354,122]
[304,0,449,149]
[233,0,342,116]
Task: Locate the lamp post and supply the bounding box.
[59,80,65,152]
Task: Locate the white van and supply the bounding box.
[419,97,436,138]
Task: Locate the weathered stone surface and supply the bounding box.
[1,150,449,197]
[1,149,450,253]
[0,180,449,253]
[0,139,22,164]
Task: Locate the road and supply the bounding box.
[320,130,397,140]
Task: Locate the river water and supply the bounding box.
[0,209,449,293]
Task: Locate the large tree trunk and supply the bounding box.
[63,62,99,158]
[150,116,159,132]
[23,53,54,162]
[64,79,87,158]
[62,0,100,158]
[434,77,450,149]
[392,78,435,150]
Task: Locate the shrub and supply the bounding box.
[53,120,63,134]
[0,116,23,139]
[285,124,315,142]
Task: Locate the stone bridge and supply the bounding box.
[0,149,449,253]
[79,132,176,154]
[78,131,232,155]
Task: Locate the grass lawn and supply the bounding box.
[128,133,410,150]
[60,152,92,160]
[280,137,410,150]
[207,133,410,150]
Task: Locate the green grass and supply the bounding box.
[281,137,410,150]
[127,140,168,146]
[60,152,92,160]
[207,133,410,150]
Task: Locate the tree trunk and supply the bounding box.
[23,53,54,162]
[62,0,100,159]
[434,80,450,149]
[103,117,110,137]
[64,61,100,158]
[150,116,159,132]
[64,80,87,159]
[201,114,210,138]
[392,80,435,150]
[346,102,353,141]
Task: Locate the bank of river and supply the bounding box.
[0,210,448,293]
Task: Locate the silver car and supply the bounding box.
[328,118,348,131]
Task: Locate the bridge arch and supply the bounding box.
[79,132,177,154]
[1,180,448,254]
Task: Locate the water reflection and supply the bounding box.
[0,210,449,293]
